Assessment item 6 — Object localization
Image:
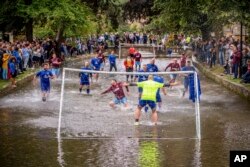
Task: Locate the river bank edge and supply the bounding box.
[192,57,250,101]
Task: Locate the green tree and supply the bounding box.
[19,0,95,42]
[152,0,220,40]
[0,0,26,39]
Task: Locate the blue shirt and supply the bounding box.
[136,70,148,82]
[181,66,195,78]
[108,54,116,64]
[91,58,101,70]
[154,75,164,94]
[9,62,16,73]
[12,50,21,63]
[79,67,92,82]
[22,48,29,57]
[36,70,53,85]
[147,64,158,72]
[153,75,164,84]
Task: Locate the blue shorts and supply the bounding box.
[92,67,100,75]
[100,63,104,69]
[135,61,141,66]
[52,68,60,76]
[183,78,189,89]
[113,97,127,104]
[41,83,50,92]
[80,80,90,86]
[138,87,143,93]
[139,100,156,111]
[156,92,161,102]
[170,74,177,80]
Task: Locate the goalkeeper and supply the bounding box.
[79,61,92,95]
[134,75,164,125]
[133,75,177,125]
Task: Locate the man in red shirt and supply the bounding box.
[179,52,187,68]
[165,59,180,83]
[231,44,241,79]
[134,50,142,71]
[101,79,130,109]
[97,50,105,71]
[129,45,136,58]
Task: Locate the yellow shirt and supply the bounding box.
[137,80,164,102]
[2,53,10,69]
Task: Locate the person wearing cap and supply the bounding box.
[128,44,136,58]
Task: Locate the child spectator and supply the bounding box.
[241,60,250,83]
[9,57,17,87]
[2,53,10,80]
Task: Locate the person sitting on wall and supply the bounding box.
[240,60,250,84]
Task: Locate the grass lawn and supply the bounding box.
[207,65,250,90]
[0,56,88,91]
[0,69,36,90]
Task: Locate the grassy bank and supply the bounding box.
[0,69,36,90]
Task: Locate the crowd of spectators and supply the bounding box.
[194,36,250,83]
[2,32,249,89]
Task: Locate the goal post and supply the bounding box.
[57,68,201,140]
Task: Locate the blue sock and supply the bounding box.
[86,89,90,94]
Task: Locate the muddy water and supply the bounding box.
[0,58,250,167]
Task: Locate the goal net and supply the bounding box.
[57,68,201,140]
[118,43,156,59]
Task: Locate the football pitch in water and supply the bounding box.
[0,58,250,167]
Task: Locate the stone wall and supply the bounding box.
[193,58,250,101]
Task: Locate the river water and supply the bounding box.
[0,57,249,167]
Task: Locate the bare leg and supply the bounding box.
[151,109,158,125]
[109,101,116,108]
[134,107,142,121]
[96,74,99,82]
[124,103,129,109]
[79,85,83,93]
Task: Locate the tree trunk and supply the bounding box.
[25,18,33,42]
[200,26,210,41]
[55,25,65,58]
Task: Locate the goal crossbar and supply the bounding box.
[57,68,201,140]
[62,68,195,75]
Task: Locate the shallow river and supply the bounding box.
[0,58,249,167]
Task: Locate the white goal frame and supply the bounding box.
[57,68,201,140]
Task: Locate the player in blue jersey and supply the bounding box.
[134,64,148,99]
[79,61,92,95]
[108,50,117,71]
[33,63,54,102]
[153,75,167,112]
[147,58,159,72]
[90,54,102,82]
[181,60,196,97]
